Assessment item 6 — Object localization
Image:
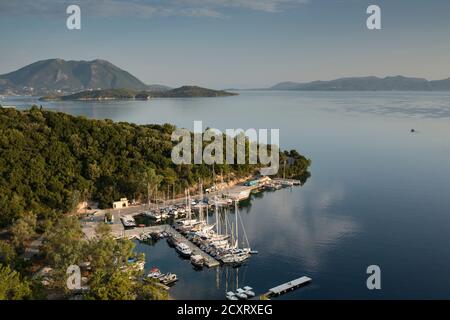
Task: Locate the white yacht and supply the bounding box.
[120,215,136,227]
[175,242,192,257]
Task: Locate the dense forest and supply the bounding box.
[0,106,310,228]
[0,105,310,299]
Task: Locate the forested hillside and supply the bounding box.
[0,106,310,228]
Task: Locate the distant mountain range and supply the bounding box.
[3,59,449,95]
[269,76,450,91]
[0,59,172,95]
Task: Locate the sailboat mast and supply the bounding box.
[225,208,228,237]
[212,163,216,189]
[236,268,239,292]
[215,199,219,234]
[237,205,251,249]
[188,189,191,221]
[235,201,239,248]
[231,224,234,248]
[206,200,209,225]
[147,181,150,207]
[156,186,159,210]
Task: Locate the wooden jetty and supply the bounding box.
[273,178,302,186]
[266,276,312,297]
[121,224,220,268]
[164,225,220,268]
[223,185,254,202]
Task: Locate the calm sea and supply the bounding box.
[4,91,450,299]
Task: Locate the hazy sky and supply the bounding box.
[0,0,450,88]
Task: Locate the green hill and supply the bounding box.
[269,76,450,91]
[153,86,238,97]
[0,59,161,95]
[40,86,238,101]
[0,106,310,227]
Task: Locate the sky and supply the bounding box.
[0,0,450,88]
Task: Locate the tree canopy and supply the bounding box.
[0,264,32,300]
[0,107,311,228]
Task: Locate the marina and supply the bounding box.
[3,0,450,302]
[132,179,278,268]
[129,225,221,268]
[80,175,306,297]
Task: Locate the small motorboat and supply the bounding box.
[137,233,150,241]
[241,248,258,255]
[226,292,239,301]
[190,254,204,268]
[168,209,178,217]
[147,268,163,279]
[160,273,178,285]
[235,288,248,300]
[120,215,136,228]
[160,212,169,220]
[243,286,255,297]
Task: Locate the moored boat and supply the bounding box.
[243,286,255,297]
[159,273,178,285]
[190,254,204,268]
[120,215,136,227]
[235,288,248,300]
[166,235,179,247]
[175,242,192,258]
[145,211,162,220]
[147,267,163,279]
[226,291,239,300]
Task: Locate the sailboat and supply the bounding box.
[219,201,252,265]
[175,189,199,233]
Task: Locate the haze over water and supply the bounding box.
[5,91,450,299]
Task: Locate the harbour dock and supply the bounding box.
[273,178,302,186]
[264,276,312,298]
[85,175,295,224]
[120,224,220,268]
[165,225,220,268]
[80,175,305,272]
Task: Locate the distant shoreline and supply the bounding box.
[38,87,238,102]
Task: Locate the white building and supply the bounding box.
[113,198,129,209]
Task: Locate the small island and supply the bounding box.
[40,86,238,101]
